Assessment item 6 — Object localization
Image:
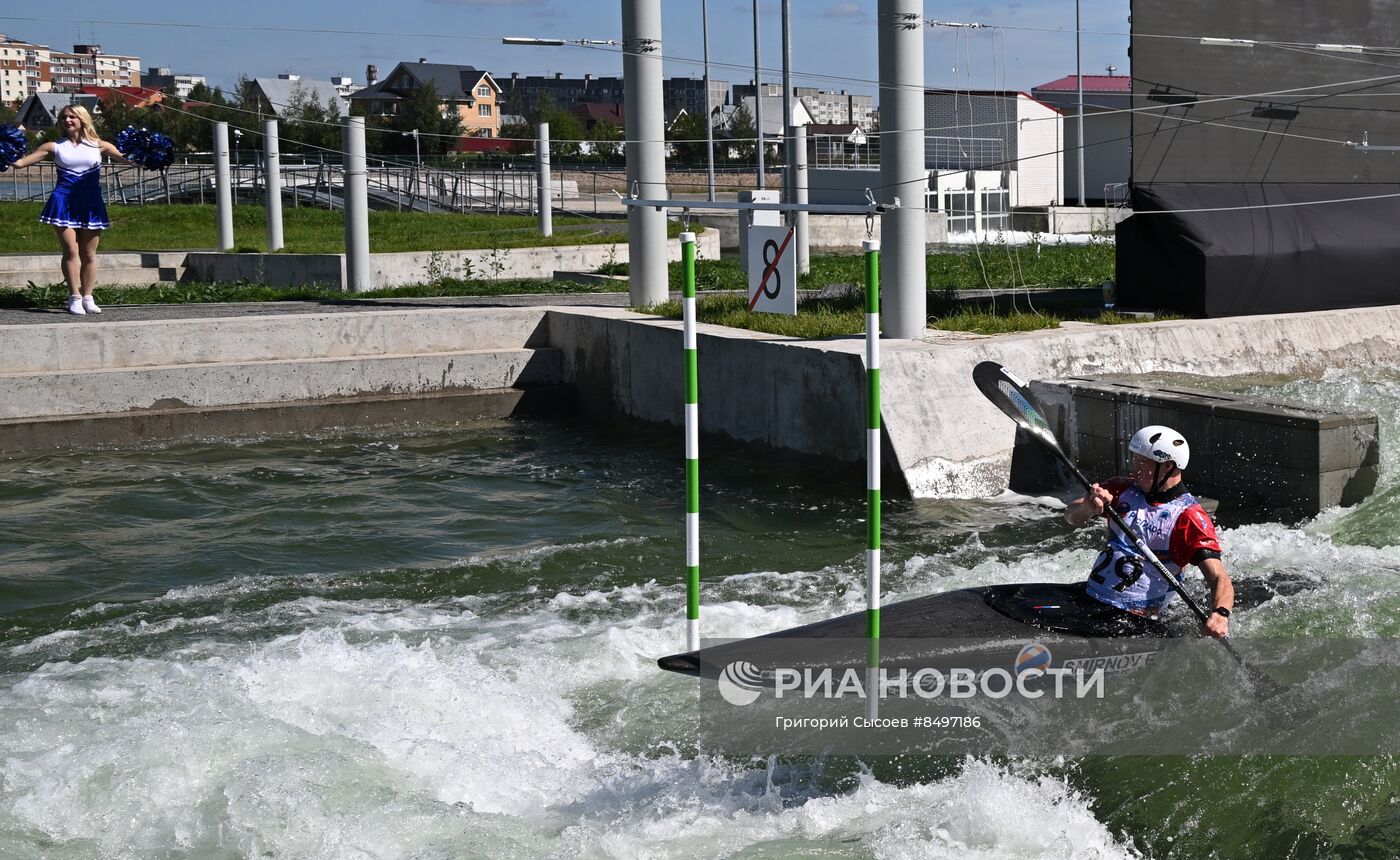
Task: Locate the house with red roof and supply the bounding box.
[78,84,163,109]
[1030,74,1131,205]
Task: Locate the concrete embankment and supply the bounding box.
[0,230,720,291]
[4,300,1400,504]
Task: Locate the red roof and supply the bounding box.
[1033,75,1131,93]
[80,85,163,107]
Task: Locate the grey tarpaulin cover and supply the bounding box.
[1115,183,1400,318]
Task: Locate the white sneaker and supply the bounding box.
[66,296,86,315]
[81,296,102,314]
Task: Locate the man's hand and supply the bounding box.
[1203,611,1230,639]
[1065,484,1115,526]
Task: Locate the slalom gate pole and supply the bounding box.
[682,231,701,652]
[864,238,881,718]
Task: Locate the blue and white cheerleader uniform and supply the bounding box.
[39,139,110,230]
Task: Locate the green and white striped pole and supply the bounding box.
[864,238,881,717]
[682,231,701,652]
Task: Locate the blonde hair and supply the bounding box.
[58,105,100,143]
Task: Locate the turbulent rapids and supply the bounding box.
[2,368,1399,858]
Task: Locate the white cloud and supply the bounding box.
[824,2,864,17]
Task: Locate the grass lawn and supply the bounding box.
[637,243,1115,294]
[640,292,1167,339]
[0,203,655,254]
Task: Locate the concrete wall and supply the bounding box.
[182,229,719,291]
[547,307,870,464]
[543,304,1400,503]
[1018,378,1379,519]
[1047,206,1131,234]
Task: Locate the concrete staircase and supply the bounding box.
[0,306,569,450]
[0,252,189,289]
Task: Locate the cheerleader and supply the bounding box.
[11,105,132,315]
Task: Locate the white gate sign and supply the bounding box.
[746,225,797,315]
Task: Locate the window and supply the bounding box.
[477,85,490,97]
[478,103,492,117]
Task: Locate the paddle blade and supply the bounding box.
[972,361,1055,443]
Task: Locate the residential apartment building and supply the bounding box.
[350,62,502,137]
[0,34,51,105]
[144,66,207,99]
[48,44,140,93]
[732,82,784,102]
[498,73,728,120]
[795,88,874,130]
[733,83,875,131]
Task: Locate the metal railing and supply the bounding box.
[0,160,576,216]
[1104,182,1130,209]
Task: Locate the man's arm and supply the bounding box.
[1199,556,1234,639]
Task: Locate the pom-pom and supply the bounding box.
[0,124,28,173]
[115,125,174,171]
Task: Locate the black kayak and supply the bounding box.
[658,575,1314,680]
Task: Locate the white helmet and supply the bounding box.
[1129,425,1190,471]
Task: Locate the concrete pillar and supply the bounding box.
[341,117,371,293]
[536,122,552,237]
[622,0,668,307]
[877,0,927,339]
[793,124,809,274]
[213,122,234,251]
[263,119,284,252]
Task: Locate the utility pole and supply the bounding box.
[782,0,794,204]
[702,0,716,201]
[1076,0,1086,207]
[753,0,765,189]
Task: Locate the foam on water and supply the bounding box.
[0,561,1139,859]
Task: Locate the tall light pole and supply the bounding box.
[782,0,793,200]
[753,0,765,189]
[404,128,421,166]
[1076,0,1086,207]
[702,0,716,201]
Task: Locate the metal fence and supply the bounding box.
[0,160,577,216]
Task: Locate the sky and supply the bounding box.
[0,1,1131,98]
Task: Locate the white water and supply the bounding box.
[0,538,1144,859]
[7,506,1398,857]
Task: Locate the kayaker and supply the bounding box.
[1064,425,1235,638]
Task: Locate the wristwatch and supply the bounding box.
[1212,606,1231,618]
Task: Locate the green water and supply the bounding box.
[1,369,1398,858]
